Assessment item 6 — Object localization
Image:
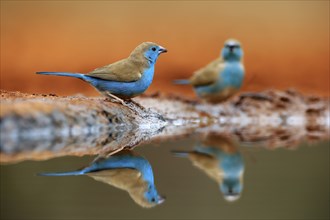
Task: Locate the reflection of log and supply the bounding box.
[1,89,329,163]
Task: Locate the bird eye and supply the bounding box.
[151,47,156,51]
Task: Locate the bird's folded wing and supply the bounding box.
[190,58,224,86]
[87,59,142,82]
[87,168,142,190]
[189,153,222,183]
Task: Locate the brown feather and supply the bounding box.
[190,57,224,86]
[87,168,155,208]
[87,59,142,82]
[86,42,159,82]
[188,153,223,183]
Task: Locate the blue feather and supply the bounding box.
[37,170,85,176]
[36,72,84,80]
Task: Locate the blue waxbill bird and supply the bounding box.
[174,39,244,103]
[37,42,167,109]
[38,150,165,208]
[173,133,244,202]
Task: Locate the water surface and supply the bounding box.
[1,135,329,220]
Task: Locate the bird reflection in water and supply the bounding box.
[173,133,244,202]
[39,150,165,208]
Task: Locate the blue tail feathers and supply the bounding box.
[37,170,85,176]
[171,151,190,157]
[173,79,190,85]
[36,72,85,79]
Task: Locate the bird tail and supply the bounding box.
[173,79,190,85]
[37,170,85,176]
[171,151,190,158]
[36,72,85,80]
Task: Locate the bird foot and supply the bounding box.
[103,92,147,115]
[103,92,164,120]
[123,99,148,115]
[124,99,166,121]
[126,99,147,110]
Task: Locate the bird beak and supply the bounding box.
[157,195,166,204]
[229,46,235,52]
[158,46,167,54]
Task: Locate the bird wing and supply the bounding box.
[87,169,152,207]
[86,59,142,82]
[188,153,223,183]
[190,57,224,86]
[87,168,139,188]
[87,168,145,190]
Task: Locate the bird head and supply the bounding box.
[130,42,167,65]
[144,183,166,206]
[220,177,243,202]
[221,39,243,62]
[128,182,165,208]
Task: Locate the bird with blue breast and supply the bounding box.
[36,42,167,111]
[38,150,165,208]
[172,133,244,202]
[174,39,245,103]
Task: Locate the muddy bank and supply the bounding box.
[1,89,329,163]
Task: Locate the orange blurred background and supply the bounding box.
[1,1,329,98]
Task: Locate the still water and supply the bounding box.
[1,134,329,220]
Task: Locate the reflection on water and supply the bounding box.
[0,130,329,219]
[38,150,164,208]
[172,133,244,202]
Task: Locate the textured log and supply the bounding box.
[0,89,329,163]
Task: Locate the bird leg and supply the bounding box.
[91,147,125,164]
[122,99,151,116]
[103,91,146,115]
[104,91,127,106]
